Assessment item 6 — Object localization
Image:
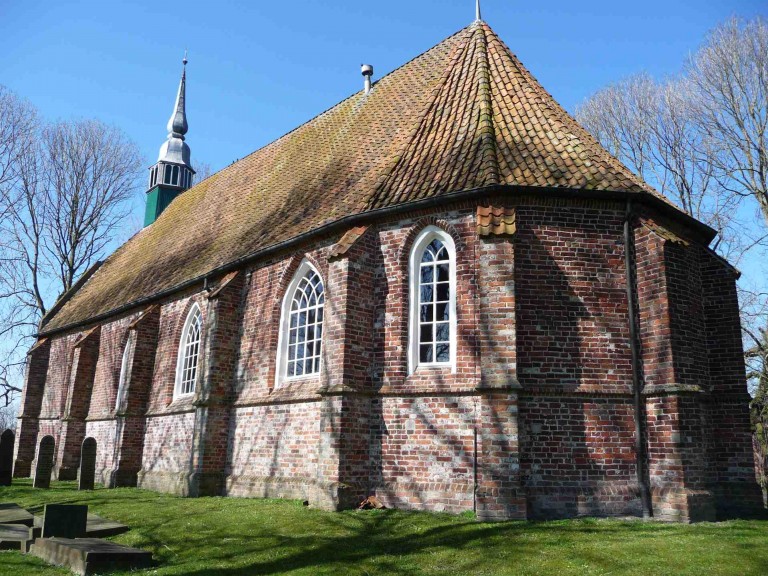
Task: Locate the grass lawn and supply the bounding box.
[1,480,767,575]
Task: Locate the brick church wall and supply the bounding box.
[16,198,761,520]
[514,202,640,518]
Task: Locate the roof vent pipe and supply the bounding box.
[361,64,373,94]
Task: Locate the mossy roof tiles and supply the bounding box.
[42,22,667,334]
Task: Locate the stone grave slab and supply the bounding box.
[0,429,14,486]
[78,438,96,491]
[33,436,55,489]
[42,504,88,538]
[84,513,129,538]
[0,523,34,552]
[34,512,130,538]
[0,502,34,526]
[29,537,152,576]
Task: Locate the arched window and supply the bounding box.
[276,262,325,382]
[409,226,457,373]
[115,331,134,411]
[175,304,202,398]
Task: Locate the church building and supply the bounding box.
[12,14,761,521]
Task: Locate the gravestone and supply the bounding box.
[33,436,55,489]
[0,429,14,486]
[41,504,88,538]
[78,437,97,491]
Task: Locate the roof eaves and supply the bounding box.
[37,183,716,339]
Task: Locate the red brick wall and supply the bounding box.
[17,198,759,520]
[140,413,195,479]
[39,334,79,419]
[374,395,475,513]
[85,420,118,483]
[226,403,321,491]
[515,204,631,393]
[89,316,135,419]
[635,227,675,390]
[520,395,640,518]
[663,242,708,388]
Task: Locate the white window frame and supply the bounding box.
[115,331,134,411]
[275,260,325,386]
[408,226,457,374]
[174,303,202,399]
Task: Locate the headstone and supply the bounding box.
[0,429,14,486]
[33,436,55,489]
[41,504,88,539]
[78,437,97,491]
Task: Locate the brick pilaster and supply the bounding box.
[314,231,378,509]
[636,225,717,521]
[477,233,519,389]
[13,340,51,477]
[106,307,160,487]
[56,329,100,480]
[475,390,525,520]
[188,273,244,497]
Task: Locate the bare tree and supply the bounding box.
[576,74,745,259]
[0,86,37,201]
[0,93,142,406]
[688,17,768,227]
[43,120,141,292]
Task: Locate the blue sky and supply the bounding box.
[1,0,766,261]
[2,0,765,185]
[0,1,766,395]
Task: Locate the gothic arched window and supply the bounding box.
[115,331,134,411]
[175,304,202,398]
[277,262,325,382]
[409,226,457,373]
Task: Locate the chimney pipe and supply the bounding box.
[361,64,373,94]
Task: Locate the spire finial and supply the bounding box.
[475,0,482,21]
[167,54,189,137]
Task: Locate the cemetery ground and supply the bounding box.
[1,481,767,575]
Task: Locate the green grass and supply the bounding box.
[1,480,767,575]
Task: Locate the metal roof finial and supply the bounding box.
[475,0,482,22]
[167,53,188,137]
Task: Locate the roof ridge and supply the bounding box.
[474,23,500,186]
[481,23,663,199]
[185,26,480,199]
[367,26,476,208]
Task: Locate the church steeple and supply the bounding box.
[144,55,196,227]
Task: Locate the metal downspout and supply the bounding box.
[624,201,653,518]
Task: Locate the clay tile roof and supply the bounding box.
[477,206,516,236]
[329,226,369,259]
[41,22,669,334]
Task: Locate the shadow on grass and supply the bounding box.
[4,480,768,576]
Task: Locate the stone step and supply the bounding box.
[0,523,37,552]
[29,537,152,576]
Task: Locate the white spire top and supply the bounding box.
[475,0,482,21]
[157,54,192,167]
